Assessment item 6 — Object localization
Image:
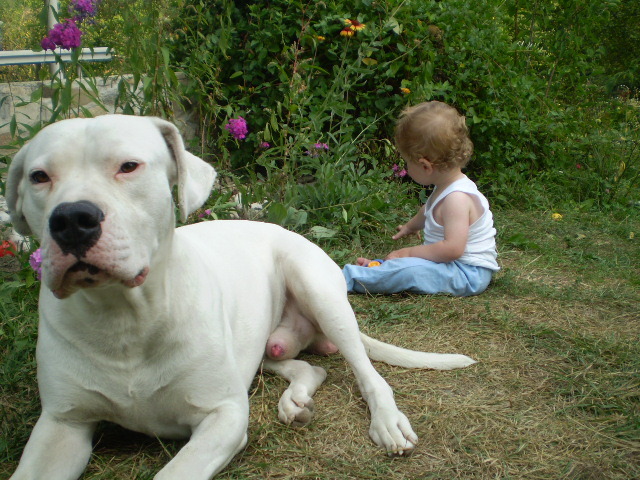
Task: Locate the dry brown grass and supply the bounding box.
[1,209,638,479]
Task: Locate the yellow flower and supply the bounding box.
[551,213,563,221]
[316,35,325,41]
[400,87,411,94]
[340,28,354,37]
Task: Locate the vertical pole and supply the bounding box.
[46,0,60,78]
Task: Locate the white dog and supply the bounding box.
[7,115,475,480]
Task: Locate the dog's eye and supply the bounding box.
[30,170,50,184]
[119,162,139,174]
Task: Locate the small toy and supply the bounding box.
[367,259,385,268]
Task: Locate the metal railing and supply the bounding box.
[0,47,113,66]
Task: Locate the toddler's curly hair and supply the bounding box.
[394,101,473,170]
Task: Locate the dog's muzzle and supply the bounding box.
[49,201,105,257]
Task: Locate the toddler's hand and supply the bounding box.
[392,224,419,241]
[355,257,372,266]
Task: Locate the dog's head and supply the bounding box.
[6,115,216,298]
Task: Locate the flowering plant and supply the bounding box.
[306,142,330,157]
[29,248,43,280]
[0,240,16,258]
[225,117,249,140]
[340,18,366,37]
[392,164,407,178]
[69,0,100,22]
[41,0,100,51]
[41,20,83,51]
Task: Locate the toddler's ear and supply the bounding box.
[417,157,433,171]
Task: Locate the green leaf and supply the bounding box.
[10,116,17,138]
[385,17,402,35]
[30,88,43,103]
[161,47,171,67]
[267,202,288,225]
[309,226,338,239]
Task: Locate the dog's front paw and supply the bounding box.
[369,409,418,456]
[278,389,315,427]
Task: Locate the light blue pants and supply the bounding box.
[342,258,493,296]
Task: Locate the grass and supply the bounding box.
[1,207,638,479]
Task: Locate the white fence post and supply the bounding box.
[46,0,60,78]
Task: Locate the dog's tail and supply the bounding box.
[360,333,476,370]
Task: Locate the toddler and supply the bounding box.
[343,101,499,296]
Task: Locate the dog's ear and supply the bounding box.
[6,143,33,236]
[150,117,217,222]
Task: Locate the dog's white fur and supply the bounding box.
[7,115,475,480]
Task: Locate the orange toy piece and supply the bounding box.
[367,259,384,268]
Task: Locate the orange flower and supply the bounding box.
[400,87,411,94]
[316,35,325,41]
[340,28,354,37]
[345,18,366,31]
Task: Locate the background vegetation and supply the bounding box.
[1,0,638,225]
[0,0,638,478]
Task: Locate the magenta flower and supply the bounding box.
[225,117,248,140]
[41,19,83,51]
[260,142,271,149]
[29,248,43,280]
[69,0,100,21]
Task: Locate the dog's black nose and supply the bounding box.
[49,201,105,257]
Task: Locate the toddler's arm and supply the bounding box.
[386,192,472,263]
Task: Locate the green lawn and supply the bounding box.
[1,208,638,479]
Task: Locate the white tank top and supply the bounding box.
[423,176,499,271]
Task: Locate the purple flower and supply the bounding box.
[225,117,248,140]
[41,19,83,51]
[29,248,43,280]
[69,0,99,21]
[306,142,330,157]
[260,142,271,149]
[392,164,407,178]
[41,36,57,51]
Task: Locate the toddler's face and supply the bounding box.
[406,159,434,186]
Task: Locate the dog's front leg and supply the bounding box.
[154,399,249,480]
[10,412,96,480]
